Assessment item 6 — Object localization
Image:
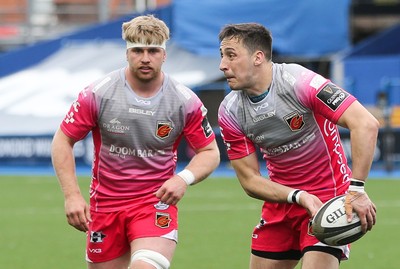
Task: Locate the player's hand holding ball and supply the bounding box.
[310,178,377,246]
[345,178,377,233]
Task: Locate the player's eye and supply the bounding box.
[131,48,143,54]
[149,48,161,54]
[227,53,235,60]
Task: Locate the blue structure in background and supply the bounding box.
[172,0,351,57]
[341,24,400,105]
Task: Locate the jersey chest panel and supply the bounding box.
[237,90,317,155]
[97,87,185,160]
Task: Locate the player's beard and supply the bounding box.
[227,76,252,91]
[132,66,161,83]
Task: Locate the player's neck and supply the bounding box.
[248,62,272,97]
[125,70,164,98]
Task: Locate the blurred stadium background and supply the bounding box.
[0,0,399,175]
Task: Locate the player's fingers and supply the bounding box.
[370,203,377,227]
[355,208,369,234]
[75,213,87,232]
[366,211,374,232]
[67,213,85,232]
[344,194,353,222]
[154,187,166,199]
[77,216,88,232]
[157,189,173,205]
[165,197,177,205]
[86,205,92,222]
[371,201,377,213]
[163,192,181,205]
[81,212,91,232]
[369,203,376,226]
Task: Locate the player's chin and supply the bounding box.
[227,81,241,91]
[137,73,156,82]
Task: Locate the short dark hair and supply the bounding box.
[219,23,272,60]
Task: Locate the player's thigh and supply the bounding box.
[130,237,177,261]
[250,254,299,269]
[87,251,130,269]
[301,250,339,269]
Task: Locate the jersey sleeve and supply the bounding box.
[294,68,356,124]
[182,94,215,150]
[218,97,256,160]
[60,85,98,141]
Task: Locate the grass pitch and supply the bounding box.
[0,175,398,269]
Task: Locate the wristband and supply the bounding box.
[287,189,304,204]
[177,169,195,185]
[348,178,365,193]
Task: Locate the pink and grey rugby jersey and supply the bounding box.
[218,63,356,199]
[60,68,215,212]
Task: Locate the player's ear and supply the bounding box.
[254,50,264,66]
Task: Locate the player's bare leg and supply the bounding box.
[301,251,339,269]
[87,251,130,269]
[249,254,299,269]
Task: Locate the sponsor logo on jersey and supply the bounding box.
[316,84,349,111]
[262,133,316,156]
[128,108,155,116]
[156,121,173,139]
[135,97,151,105]
[88,248,102,254]
[109,118,121,124]
[154,201,170,210]
[63,100,81,124]
[252,111,275,123]
[103,118,130,134]
[255,218,267,229]
[284,111,305,131]
[109,145,154,158]
[219,127,232,151]
[202,117,213,138]
[248,133,265,143]
[155,212,172,228]
[90,231,106,243]
[323,120,350,183]
[253,102,269,112]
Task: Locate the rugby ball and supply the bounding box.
[311,194,364,246]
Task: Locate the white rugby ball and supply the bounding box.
[311,194,364,246]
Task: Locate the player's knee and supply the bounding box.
[130,249,170,269]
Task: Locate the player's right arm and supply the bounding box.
[230,153,322,216]
[51,128,91,232]
[218,99,321,216]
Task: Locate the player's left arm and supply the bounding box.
[337,100,379,232]
[179,102,221,185]
[155,101,220,205]
[155,140,220,205]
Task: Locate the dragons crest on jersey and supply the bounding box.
[284,111,305,131]
[155,212,172,228]
[156,121,174,139]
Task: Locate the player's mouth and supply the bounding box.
[139,66,153,73]
[224,74,234,80]
[225,76,236,83]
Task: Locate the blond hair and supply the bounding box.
[122,15,170,46]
